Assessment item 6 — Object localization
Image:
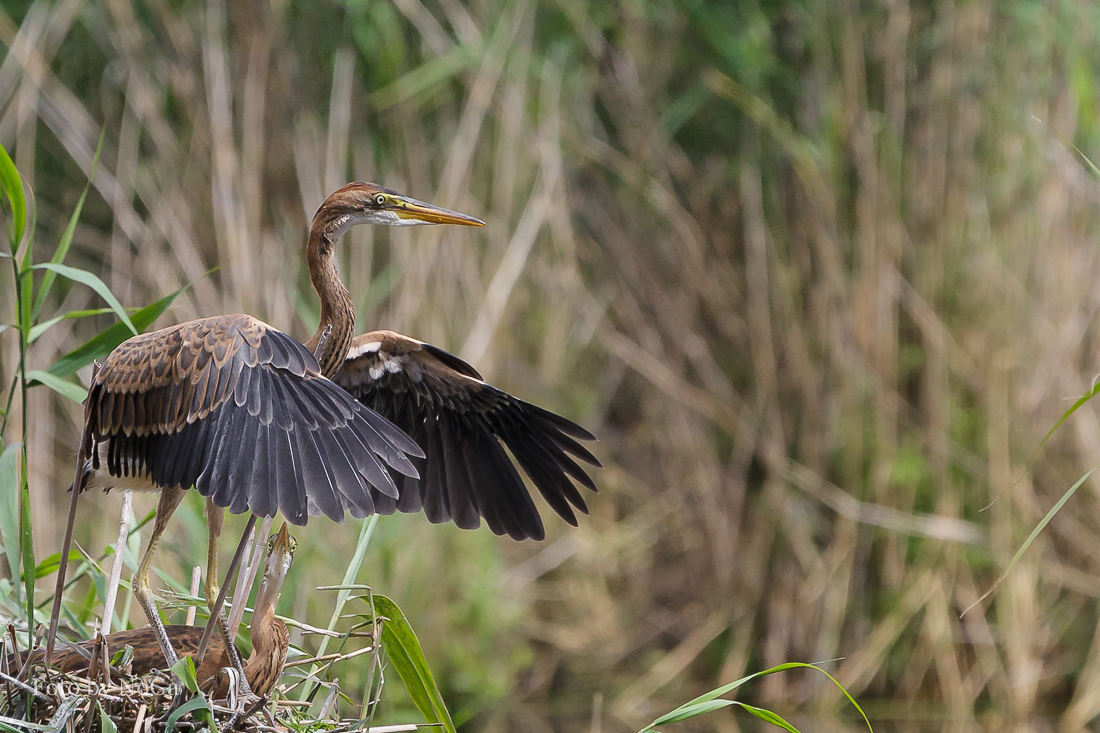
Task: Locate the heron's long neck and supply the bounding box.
[244,577,289,694]
[304,230,355,378]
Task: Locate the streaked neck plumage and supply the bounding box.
[244,574,289,693]
[304,227,355,378]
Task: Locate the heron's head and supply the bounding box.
[312,182,485,241]
[264,523,296,589]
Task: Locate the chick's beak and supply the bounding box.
[271,522,292,559]
[391,196,486,227]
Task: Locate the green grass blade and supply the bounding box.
[31,264,137,335]
[97,702,118,733]
[29,308,121,344]
[45,695,84,732]
[32,131,104,320]
[640,662,872,733]
[0,715,54,732]
[170,655,201,693]
[0,443,19,594]
[372,594,457,733]
[25,370,87,403]
[44,284,189,378]
[650,699,736,725]
[20,455,34,627]
[651,662,807,717]
[34,550,85,579]
[963,466,1097,617]
[736,703,803,733]
[20,187,35,274]
[0,145,25,252]
[164,696,216,732]
[299,514,380,702]
[1038,381,1100,451]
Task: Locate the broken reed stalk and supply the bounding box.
[100,490,133,637]
[186,566,202,626]
[195,513,257,665]
[228,516,273,640]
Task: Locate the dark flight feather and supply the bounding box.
[333,330,599,540]
[86,314,423,527]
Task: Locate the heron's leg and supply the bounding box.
[205,500,224,611]
[133,486,185,668]
[196,514,256,675]
[205,503,255,700]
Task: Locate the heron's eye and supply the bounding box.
[374,194,387,206]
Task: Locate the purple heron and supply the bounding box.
[51,184,484,668]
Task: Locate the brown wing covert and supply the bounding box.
[87,315,424,525]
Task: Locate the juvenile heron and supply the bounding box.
[37,524,296,699]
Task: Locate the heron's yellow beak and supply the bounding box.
[391,196,486,227]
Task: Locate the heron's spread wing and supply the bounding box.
[89,314,423,525]
[332,330,600,540]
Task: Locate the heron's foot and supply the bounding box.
[225,702,263,731]
[165,679,188,717]
[234,671,256,702]
[222,672,264,730]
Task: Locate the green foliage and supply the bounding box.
[24,371,87,404]
[0,146,25,248]
[29,264,137,336]
[372,594,457,733]
[164,696,217,733]
[39,285,193,381]
[639,663,873,733]
[0,445,18,591]
[96,703,117,733]
[167,658,219,731]
[170,655,202,693]
[0,141,183,653]
[31,133,102,321]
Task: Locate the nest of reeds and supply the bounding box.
[0,659,396,733]
[1,655,321,733]
[5,665,231,732]
[0,616,393,733]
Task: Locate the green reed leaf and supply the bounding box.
[0,145,25,252]
[170,655,201,693]
[640,662,872,733]
[0,443,19,595]
[33,131,106,320]
[372,594,457,733]
[163,695,217,733]
[29,308,123,344]
[44,284,188,379]
[25,370,87,404]
[97,702,118,733]
[31,264,136,335]
[736,703,803,733]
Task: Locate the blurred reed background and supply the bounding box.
[4,0,1100,730]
